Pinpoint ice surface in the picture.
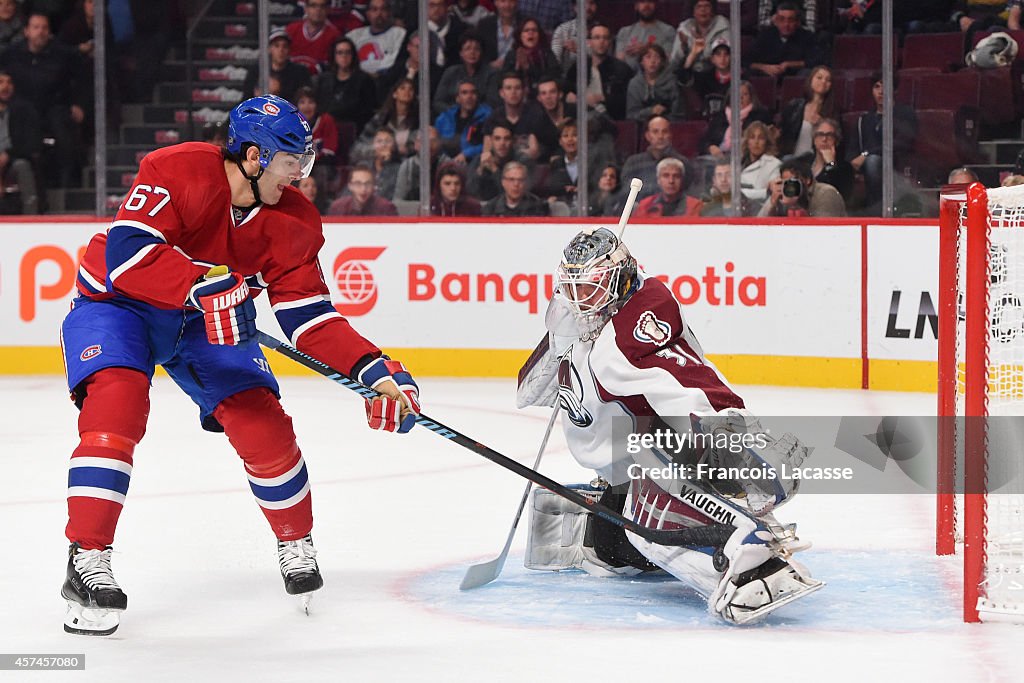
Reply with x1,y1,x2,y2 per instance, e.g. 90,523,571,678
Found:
1,377,1021,682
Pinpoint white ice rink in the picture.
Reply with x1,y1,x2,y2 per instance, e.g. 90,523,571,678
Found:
1,376,1022,682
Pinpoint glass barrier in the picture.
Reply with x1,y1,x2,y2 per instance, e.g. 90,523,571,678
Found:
71,1,1019,219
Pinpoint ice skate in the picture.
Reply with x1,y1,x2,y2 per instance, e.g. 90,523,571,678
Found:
717,557,824,625
278,534,323,615
61,543,127,636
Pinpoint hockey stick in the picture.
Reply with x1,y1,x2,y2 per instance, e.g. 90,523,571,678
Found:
617,178,643,238
256,331,734,549
459,402,559,590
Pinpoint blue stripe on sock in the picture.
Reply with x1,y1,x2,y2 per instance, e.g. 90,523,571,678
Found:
248,464,308,503
68,467,131,496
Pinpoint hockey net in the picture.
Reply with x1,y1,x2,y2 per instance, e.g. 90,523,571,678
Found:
938,183,1024,623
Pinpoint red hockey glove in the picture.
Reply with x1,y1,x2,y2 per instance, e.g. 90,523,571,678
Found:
186,266,257,345
356,356,420,433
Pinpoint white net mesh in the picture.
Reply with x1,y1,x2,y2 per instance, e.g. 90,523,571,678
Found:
953,185,1024,621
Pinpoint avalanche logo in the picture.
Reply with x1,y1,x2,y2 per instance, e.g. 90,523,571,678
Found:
633,311,671,345
262,102,280,116
80,344,102,361
557,351,593,428
333,247,386,316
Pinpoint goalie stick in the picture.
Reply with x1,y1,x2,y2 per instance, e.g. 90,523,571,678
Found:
460,400,560,590
256,331,735,549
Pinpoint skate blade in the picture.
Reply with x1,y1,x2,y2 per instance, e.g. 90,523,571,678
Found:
64,602,121,636
726,578,825,625
300,593,313,616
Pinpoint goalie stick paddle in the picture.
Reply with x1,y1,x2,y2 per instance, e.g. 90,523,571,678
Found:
459,401,560,590
256,331,735,549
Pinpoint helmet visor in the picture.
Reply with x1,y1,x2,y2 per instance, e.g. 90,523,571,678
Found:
266,150,315,179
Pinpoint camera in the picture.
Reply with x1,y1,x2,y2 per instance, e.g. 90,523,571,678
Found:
782,177,803,198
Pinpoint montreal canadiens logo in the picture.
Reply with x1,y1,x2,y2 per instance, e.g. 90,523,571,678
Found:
333,247,386,316
634,311,671,345
557,352,593,428
80,344,102,361
262,102,280,116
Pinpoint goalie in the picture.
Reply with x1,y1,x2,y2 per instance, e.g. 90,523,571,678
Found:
517,226,823,624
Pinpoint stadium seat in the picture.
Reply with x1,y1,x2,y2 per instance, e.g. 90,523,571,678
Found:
913,107,981,175
747,76,777,112
914,70,980,112
977,67,1016,126
841,111,865,150
668,121,709,158
614,120,639,158
902,32,965,71
336,121,357,166
599,3,637,35
891,67,940,106
832,34,896,71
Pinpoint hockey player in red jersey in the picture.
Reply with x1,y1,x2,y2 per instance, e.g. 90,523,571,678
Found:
59,95,420,635
517,226,823,624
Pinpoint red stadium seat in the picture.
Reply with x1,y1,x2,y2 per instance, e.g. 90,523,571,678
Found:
599,3,638,35
902,32,965,71
746,76,777,111
668,121,708,158
914,70,980,111
832,34,896,70
614,119,639,158
892,67,941,106
912,108,981,174
336,121,357,167
978,67,1016,125
841,111,865,150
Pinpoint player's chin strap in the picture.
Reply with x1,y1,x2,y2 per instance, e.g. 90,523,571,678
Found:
235,156,264,207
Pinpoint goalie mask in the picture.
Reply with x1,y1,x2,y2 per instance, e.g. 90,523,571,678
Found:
556,228,638,332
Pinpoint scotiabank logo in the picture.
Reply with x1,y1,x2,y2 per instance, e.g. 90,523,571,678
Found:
333,247,386,316
408,261,765,313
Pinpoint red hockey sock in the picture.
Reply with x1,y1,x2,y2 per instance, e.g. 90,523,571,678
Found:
215,388,313,541
66,368,150,550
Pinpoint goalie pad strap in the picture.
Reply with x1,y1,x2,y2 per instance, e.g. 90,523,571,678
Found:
591,486,660,572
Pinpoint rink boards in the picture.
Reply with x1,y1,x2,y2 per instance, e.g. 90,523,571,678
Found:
0,217,937,391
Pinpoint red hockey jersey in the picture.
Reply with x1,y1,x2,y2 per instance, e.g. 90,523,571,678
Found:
75,142,379,375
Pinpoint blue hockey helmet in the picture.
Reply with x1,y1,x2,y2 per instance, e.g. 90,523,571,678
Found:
227,94,315,178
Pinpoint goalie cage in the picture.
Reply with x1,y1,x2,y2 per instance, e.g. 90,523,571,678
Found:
938,182,1024,623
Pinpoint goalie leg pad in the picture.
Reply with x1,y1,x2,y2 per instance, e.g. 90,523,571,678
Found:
525,484,647,576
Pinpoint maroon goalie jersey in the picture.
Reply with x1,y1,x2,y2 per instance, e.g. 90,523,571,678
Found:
556,274,744,482
74,141,379,374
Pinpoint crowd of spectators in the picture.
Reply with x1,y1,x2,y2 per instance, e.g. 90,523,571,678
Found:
253,0,1021,218
0,0,182,214
6,0,1024,216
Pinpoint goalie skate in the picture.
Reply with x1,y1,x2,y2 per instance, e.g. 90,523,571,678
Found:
717,558,824,625
61,544,127,636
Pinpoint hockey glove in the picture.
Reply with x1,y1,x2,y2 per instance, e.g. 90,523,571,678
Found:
186,266,257,345
356,356,420,433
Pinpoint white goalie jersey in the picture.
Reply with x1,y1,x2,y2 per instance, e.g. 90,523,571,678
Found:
526,272,746,483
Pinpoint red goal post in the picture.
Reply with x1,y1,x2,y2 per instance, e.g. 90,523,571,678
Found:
937,182,1024,624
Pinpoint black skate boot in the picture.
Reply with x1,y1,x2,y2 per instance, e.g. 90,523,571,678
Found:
61,543,127,636
277,534,323,614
